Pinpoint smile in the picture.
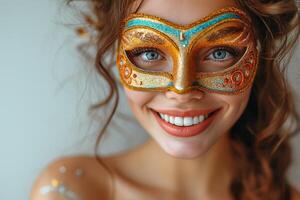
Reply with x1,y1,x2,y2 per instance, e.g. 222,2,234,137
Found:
152,108,220,137
158,113,209,127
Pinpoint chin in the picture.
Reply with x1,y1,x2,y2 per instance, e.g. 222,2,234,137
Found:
159,139,211,159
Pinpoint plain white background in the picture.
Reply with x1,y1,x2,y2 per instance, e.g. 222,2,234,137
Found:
0,1,299,199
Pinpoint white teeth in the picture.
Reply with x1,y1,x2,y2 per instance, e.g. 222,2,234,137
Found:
193,116,200,125
159,113,164,118
199,115,205,123
164,115,169,122
158,112,210,127
169,116,175,124
183,117,193,126
174,117,184,126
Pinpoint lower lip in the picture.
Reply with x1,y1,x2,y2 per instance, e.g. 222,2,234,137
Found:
152,109,219,138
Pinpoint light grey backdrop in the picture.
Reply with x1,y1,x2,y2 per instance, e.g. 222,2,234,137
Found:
0,1,299,199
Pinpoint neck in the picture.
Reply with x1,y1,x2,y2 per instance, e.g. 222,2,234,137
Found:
140,133,233,198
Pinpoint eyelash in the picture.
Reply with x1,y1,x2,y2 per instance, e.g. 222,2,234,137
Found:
127,46,240,62
127,47,163,63
205,46,239,61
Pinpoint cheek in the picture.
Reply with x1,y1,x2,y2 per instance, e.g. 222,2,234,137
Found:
230,89,251,112
123,87,156,115
217,88,251,125
123,87,158,132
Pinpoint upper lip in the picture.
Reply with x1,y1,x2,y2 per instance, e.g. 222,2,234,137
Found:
152,108,219,117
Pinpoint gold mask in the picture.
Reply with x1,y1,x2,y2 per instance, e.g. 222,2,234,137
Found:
117,7,259,95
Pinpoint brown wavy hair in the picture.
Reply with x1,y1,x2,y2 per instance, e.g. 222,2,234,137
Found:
67,0,300,199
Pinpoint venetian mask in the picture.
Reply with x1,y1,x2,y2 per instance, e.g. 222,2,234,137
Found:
116,7,259,95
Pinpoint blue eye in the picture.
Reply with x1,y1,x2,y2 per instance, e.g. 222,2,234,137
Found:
126,47,169,71
198,46,244,72
207,48,234,61
127,47,163,62
141,51,162,61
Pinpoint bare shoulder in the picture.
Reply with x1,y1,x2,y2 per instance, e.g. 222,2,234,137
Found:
292,186,300,200
30,155,112,200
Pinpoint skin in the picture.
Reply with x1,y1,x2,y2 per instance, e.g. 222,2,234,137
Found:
105,0,251,199
30,0,300,199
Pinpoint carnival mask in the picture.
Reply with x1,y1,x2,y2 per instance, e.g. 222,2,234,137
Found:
116,7,258,95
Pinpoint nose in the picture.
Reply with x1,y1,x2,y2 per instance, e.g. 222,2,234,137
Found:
173,51,194,92
165,89,205,103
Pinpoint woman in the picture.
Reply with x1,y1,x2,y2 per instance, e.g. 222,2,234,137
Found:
31,0,300,199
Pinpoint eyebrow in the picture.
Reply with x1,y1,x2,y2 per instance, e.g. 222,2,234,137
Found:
206,26,244,41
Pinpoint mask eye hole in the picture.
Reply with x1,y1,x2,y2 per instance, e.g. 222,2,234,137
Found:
208,49,233,60
194,46,246,72
125,47,172,72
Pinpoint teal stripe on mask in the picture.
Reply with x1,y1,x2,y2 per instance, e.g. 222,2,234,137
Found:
125,13,240,47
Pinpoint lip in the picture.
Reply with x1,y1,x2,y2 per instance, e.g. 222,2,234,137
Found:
151,108,220,138
154,108,215,117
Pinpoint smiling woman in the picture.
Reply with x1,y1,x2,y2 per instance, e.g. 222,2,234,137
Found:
30,0,300,200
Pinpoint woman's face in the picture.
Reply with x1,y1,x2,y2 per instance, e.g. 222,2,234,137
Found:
122,0,253,159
